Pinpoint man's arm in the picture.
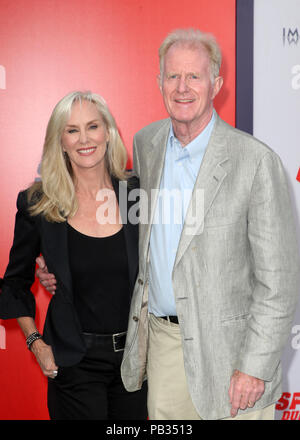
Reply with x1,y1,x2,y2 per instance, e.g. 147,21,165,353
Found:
36,256,56,293
229,151,300,416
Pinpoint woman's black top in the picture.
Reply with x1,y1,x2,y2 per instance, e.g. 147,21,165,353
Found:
67,223,131,334
0,176,139,365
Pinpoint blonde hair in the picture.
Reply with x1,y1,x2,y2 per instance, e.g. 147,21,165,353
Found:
28,91,128,222
159,28,222,83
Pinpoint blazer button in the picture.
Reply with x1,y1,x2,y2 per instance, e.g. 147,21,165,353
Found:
133,316,139,322
138,279,144,285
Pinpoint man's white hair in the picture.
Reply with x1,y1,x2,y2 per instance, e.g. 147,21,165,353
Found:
159,28,222,83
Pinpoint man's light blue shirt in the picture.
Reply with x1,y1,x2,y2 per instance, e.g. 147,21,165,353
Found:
148,112,216,316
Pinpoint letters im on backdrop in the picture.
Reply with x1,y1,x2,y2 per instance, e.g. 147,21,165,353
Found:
283,28,299,45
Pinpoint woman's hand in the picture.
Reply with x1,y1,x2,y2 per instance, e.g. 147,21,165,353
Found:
16,317,59,379
31,338,59,379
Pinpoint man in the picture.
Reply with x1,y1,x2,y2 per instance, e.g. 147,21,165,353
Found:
38,28,299,420
120,28,299,420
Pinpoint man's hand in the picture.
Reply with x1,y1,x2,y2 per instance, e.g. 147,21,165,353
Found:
36,256,56,293
228,369,265,417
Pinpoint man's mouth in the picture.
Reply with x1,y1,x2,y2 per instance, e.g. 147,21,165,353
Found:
174,98,194,103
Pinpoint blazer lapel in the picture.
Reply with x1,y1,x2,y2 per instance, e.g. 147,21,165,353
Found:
141,120,170,256
112,177,139,293
174,115,230,269
40,218,73,301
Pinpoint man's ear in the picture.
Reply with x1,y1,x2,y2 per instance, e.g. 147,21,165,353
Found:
157,74,162,93
212,76,223,100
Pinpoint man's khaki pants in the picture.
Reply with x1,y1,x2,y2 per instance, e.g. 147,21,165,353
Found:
147,314,275,420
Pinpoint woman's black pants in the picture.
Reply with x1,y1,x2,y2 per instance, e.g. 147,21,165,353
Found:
47,333,147,420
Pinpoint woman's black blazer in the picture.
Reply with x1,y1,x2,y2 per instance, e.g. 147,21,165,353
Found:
0,176,139,366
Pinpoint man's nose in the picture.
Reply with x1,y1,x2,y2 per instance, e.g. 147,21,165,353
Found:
176,75,189,93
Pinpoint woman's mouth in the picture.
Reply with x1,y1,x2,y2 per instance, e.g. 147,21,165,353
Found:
77,147,97,155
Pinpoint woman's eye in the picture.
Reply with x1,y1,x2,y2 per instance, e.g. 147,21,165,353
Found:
89,125,98,130
67,129,78,134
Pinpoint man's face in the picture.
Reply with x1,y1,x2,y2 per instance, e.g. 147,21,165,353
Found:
160,43,223,132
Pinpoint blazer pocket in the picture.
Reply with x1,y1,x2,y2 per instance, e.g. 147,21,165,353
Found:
220,312,250,326
204,217,242,229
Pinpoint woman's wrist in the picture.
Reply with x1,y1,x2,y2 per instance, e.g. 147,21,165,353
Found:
26,331,43,351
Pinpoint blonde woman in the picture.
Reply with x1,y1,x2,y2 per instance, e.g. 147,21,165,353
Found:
0,91,147,420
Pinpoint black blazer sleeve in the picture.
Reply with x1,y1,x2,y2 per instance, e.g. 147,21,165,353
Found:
0,190,41,319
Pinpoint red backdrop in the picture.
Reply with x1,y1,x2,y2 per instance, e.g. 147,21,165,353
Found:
0,0,236,419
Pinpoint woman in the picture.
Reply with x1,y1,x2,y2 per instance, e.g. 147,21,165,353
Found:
0,91,147,420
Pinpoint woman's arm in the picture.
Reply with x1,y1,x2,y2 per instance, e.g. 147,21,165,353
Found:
0,191,40,318
0,190,58,378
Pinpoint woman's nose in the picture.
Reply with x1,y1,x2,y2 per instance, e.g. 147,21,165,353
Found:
79,130,88,144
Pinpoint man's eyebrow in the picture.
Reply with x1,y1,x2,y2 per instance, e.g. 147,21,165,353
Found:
165,71,201,75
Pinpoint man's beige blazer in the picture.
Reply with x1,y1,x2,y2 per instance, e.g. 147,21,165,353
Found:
121,114,300,419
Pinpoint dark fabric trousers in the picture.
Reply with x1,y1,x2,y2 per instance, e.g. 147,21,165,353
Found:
47,334,147,420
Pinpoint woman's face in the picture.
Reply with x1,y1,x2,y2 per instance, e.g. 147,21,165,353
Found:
61,100,109,173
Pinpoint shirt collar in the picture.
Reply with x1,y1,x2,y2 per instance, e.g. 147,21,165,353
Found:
169,110,215,158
